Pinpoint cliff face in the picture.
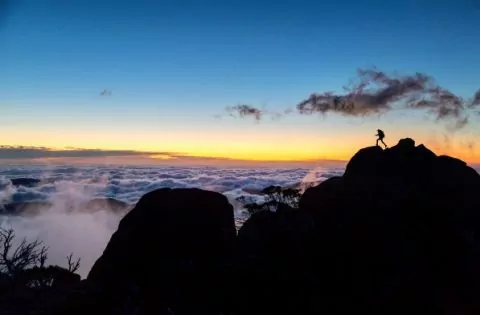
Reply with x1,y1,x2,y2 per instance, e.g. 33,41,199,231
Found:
59,139,480,315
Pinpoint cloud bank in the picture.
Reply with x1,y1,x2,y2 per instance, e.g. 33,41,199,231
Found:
0,146,174,160
0,165,343,277
0,145,342,167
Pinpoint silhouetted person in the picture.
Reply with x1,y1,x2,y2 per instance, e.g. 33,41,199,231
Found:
376,129,388,148
333,96,340,109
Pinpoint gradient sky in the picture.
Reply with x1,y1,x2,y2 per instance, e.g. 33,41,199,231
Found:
1,0,480,164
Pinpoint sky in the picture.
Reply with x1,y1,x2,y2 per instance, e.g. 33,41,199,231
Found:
1,0,480,165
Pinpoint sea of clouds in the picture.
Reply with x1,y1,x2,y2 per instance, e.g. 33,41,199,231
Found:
0,164,343,277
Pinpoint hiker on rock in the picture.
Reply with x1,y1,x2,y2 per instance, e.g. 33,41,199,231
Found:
376,129,388,148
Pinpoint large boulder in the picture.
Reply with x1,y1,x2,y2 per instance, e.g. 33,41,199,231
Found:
296,138,480,314
87,188,236,314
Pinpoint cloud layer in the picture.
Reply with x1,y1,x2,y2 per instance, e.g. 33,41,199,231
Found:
0,146,338,167
0,164,343,277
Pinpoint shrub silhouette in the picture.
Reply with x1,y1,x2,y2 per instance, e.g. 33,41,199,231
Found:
0,227,48,277
243,186,301,215
0,227,80,290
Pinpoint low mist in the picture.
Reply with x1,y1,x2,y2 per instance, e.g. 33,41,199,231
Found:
0,176,124,278
0,209,120,278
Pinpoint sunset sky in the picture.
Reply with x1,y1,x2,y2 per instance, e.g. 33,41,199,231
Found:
1,0,479,165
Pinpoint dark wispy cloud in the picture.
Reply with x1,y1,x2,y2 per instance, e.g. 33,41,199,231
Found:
297,70,430,117
0,146,175,159
226,104,263,121
226,68,479,130
297,69,477,129
225,105,293,121
100,89,112,96
465,140,476,154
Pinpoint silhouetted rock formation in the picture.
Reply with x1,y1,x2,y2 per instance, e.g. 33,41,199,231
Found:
50,139,480,314
86,188,236,314
299,138,480,314
235,205,316,315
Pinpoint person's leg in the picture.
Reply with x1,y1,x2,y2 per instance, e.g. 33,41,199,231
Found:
382,139,387,148
376,139,379,146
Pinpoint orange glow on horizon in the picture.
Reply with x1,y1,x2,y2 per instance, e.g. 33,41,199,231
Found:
1,128,479,165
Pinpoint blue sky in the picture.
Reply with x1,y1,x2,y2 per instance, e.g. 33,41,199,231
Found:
1,0,479,162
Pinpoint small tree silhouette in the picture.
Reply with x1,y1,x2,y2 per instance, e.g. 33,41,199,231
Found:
243,186,302,216
0,228,48,276
0,228,81,289
66,253,80,273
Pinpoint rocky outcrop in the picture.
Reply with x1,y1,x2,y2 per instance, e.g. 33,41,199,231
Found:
86,188,236,314
295,138,480,314
235,206,316,315
53,139,480,315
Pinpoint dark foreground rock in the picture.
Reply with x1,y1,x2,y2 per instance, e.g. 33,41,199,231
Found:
235,138,480,315
298,138,480,314
22,138,480,315
80,188,236,314
235,205,316,315
0,266,81,315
